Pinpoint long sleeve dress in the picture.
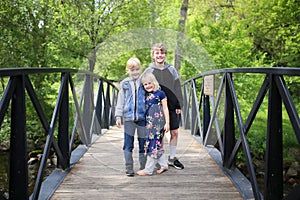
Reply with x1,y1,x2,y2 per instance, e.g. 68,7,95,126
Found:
144,90,167,159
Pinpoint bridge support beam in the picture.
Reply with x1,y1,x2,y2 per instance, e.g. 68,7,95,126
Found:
58,73,70,169
203,95,210,141
10,75,28,199
264,74,283,200
223,72,235,168
103,83,111,129
95,80,103,129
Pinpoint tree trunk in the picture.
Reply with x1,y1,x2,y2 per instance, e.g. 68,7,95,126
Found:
89,48,96,72
174,0,188,72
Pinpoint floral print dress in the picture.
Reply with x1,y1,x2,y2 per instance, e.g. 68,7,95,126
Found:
144,90,166,159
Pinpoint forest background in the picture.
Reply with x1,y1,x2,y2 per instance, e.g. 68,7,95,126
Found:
0,0,300,193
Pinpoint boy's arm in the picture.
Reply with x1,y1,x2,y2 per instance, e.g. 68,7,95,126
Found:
167,65,183,110
115,87,124,127
174,78,184,109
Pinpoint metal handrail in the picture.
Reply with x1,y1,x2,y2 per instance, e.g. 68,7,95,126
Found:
0,68,118,200
181,67,300,200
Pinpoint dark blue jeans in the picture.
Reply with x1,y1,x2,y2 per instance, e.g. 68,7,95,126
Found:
123,120,146,170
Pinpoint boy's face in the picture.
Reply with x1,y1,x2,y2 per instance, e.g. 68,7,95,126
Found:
128,67,141,80
152,49,166,65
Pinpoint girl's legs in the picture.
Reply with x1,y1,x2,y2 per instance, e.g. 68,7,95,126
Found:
137,155,156,176
157,153,168,174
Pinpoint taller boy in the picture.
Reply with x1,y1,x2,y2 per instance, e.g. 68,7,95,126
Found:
143,43,184,170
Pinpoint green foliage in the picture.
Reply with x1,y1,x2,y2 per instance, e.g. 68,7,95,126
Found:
0,73,63,149
242,0,300,67
187,0,267,69
0,117,10,144
95,49,151,81
0,0,299,172
225,70,300,171
26,119,47,149
180,60,197,81
185,0,300,171
0,0,68,68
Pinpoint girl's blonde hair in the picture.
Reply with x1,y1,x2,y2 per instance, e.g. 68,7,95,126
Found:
126,57,141,70
141,72,160,91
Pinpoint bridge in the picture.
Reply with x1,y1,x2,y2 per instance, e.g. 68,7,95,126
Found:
0,67,300,200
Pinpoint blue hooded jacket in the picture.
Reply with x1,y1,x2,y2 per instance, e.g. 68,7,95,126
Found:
115,77,145,121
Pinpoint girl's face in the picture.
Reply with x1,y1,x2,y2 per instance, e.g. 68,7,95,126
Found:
143,81,155,92
152,49,166,65
128,67,141,80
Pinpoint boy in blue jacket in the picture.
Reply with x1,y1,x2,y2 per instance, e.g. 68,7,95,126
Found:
115,57,147,176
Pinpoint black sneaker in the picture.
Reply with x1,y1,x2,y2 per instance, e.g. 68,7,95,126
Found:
126,169,134,177
168,156,184,170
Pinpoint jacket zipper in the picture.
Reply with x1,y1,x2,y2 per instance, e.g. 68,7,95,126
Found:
134,80,137,121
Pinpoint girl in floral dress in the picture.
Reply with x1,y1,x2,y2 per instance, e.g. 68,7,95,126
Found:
137,72,170,176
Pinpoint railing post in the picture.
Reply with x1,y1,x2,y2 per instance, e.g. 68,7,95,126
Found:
58,73,70,169
95,79,103,129
264,74,283,200
9,75,28,199
191,80,199,135
223,72,235,168
181,84,189,129
110,87,117,126
103,83,111,129
202,94,210,140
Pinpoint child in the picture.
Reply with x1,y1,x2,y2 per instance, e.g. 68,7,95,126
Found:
115,57,147,177
137,72,169,176
143,43,184,170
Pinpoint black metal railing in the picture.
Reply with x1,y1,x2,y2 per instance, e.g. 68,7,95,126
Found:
0,68,117,200
181,67,300,200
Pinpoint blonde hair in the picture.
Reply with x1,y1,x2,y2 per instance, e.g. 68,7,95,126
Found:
141,72,160,91
126,57,141,70
151,43,167,55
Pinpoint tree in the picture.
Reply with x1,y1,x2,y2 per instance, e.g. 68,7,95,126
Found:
245,0,300,67
186,0,266,70
174,0,189,72
0,0,52,68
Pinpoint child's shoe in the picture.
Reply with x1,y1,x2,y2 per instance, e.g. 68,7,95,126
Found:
168,156,184,169
126,169,134,177
126,165,134,177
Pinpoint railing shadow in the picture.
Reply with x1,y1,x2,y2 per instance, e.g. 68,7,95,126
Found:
0,68,117,200
181,67,300,200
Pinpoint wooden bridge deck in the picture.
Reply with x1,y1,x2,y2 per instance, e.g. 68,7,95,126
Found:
50,126,243,200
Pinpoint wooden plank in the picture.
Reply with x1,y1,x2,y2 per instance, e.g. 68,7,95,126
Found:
51,127,242,200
